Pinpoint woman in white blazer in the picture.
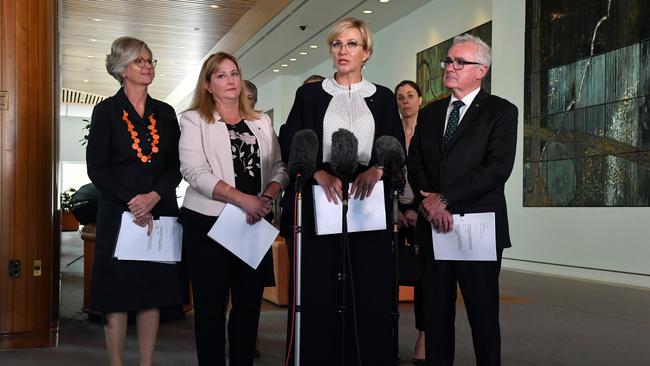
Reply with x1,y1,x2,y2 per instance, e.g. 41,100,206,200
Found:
178,52,288,366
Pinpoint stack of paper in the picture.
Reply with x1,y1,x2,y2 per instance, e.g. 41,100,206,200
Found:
432,212,497,261
114,212,183,263
313,181,387,235
207,204,279,269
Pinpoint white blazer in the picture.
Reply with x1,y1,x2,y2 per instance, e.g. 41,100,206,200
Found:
178,109,289,217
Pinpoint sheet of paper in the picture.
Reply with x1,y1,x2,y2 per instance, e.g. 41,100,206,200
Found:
207,203,279,269
114,212,183,263
432,212,497,261
313,180,387,235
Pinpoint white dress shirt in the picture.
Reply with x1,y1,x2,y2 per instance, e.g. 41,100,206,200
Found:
443,86,481,133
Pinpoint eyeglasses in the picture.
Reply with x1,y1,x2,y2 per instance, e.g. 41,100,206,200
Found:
440,58,482,70
133,58,158,68
330,40,365,51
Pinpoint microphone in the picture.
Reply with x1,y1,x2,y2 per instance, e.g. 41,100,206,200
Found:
288,129,319,190
288,129,318,178
374,135,405,183
330,128,358,181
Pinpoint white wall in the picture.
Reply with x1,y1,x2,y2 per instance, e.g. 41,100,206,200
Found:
60,115,88,163
256,75,301,133
256,0,650,288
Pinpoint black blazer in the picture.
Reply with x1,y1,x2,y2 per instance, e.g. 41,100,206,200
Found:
407,89,518,249
87,88,182,216
278,80,405,210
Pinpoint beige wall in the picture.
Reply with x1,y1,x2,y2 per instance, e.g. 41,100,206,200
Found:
257,0,650,288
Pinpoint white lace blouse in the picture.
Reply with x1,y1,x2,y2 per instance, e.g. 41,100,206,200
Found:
321,77,376,165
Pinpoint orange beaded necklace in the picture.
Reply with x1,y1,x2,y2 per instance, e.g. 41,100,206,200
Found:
122,110,159,163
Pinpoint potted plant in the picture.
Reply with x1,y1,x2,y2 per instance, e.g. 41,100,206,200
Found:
60,188,80,231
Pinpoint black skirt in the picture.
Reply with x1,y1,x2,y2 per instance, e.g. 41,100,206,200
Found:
90,199,188,313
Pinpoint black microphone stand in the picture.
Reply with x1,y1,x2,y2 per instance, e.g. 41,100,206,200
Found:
337,178,350,366
293,173,305,366
391,172,405,366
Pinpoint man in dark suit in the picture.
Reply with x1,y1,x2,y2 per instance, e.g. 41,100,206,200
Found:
407,34,518,366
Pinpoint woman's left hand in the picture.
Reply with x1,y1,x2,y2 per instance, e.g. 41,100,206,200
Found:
133,213,154,235
349,166,383,200
128,191,161,220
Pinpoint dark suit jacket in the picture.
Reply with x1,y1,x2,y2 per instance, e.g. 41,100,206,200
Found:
278,80,405,220
407,89,517,249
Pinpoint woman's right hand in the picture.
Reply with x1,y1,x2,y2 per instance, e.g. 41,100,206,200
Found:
314,170,343,204
239,194,272,225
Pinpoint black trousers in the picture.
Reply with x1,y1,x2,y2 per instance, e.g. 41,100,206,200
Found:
181,208,266,366
423,248,503,366
398,220,425,332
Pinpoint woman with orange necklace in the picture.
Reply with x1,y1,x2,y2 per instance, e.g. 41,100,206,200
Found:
86,36,187,366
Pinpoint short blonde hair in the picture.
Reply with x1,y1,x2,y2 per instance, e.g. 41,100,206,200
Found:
326,18,373,59
106,37,152,85
188,52,259,123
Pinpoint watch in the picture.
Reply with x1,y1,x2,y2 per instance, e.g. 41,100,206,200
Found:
439,194,449,206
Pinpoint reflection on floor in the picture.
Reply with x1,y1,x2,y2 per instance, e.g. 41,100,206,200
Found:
0,231,649,365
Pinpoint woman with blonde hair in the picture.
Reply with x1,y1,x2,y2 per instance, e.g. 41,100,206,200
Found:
279,18,404,365
178,52,288,366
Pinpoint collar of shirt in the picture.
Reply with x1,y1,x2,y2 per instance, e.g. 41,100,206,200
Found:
322,76,376,97
444,86,481,131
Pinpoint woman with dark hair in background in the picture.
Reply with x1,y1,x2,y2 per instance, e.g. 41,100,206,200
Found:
178,52,288,366
279,18,405,366
86,36,187,366
395,79,426,364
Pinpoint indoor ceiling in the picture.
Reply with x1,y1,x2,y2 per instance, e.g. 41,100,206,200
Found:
60,0,432,107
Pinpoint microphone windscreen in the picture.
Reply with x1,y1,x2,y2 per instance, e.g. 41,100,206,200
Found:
374,135,404,177
288,129,319,178
330,128,358,179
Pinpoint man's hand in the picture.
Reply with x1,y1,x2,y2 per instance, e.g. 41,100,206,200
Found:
419,190,447,222
431,210,454,233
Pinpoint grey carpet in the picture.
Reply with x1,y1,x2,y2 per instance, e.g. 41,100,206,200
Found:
0,232,648,365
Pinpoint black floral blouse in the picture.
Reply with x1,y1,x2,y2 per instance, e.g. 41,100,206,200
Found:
227,120,261,195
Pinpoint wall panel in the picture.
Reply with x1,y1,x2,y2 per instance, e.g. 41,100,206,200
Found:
0,0,57,349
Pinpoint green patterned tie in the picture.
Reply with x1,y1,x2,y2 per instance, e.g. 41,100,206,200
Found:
443,100,465,147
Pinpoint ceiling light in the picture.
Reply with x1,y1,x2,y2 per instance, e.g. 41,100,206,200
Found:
289,58,297,61
310,45,318,49
89,38,97,42
87,55,94,58
299,52,307,55
210,4,219,8
83,80,89,83
159,74,166,77
273,69,280,73
91,18,103,21
363,10,373,14
281,64,288,67
380,0,390,3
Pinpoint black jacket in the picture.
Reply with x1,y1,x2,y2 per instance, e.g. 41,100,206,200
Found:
407,89,518,249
